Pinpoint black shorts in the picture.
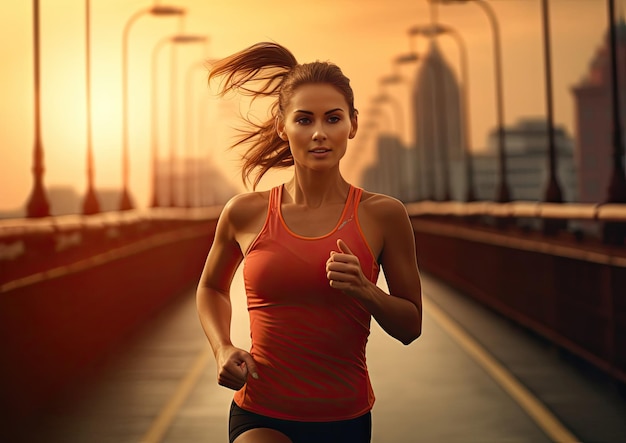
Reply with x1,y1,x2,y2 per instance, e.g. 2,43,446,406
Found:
228,400,372,443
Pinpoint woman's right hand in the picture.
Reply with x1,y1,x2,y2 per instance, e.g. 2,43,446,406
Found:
215,345,259,390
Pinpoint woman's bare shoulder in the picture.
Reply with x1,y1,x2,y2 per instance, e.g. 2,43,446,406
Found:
359,190,408,218
222,190,269,221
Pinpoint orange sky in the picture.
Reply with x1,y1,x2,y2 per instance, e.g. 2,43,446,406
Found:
0,0,611,211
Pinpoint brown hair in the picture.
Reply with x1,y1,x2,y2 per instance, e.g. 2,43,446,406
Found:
208,42,356,189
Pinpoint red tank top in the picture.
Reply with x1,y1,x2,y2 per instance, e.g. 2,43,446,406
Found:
234,184,380,421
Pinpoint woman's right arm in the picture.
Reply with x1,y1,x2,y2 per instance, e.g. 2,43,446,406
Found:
196,198,259,390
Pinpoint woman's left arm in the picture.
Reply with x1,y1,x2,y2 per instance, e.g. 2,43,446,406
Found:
326,196,422,345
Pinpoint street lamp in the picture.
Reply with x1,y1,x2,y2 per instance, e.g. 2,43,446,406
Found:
150,34,207,209
539,0,568,236
410,23,476,202
26,0,50,218
82,0,100,215
603,0,626,244
606,0,626,204
167,35,208,208
119,4,185,211
194,58,217,206
431,0,511,202
184,58,210,208
150,36,170,208
540,0,563,206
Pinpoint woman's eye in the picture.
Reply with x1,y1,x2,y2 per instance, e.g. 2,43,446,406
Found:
328,116,340,123
296,117,311,125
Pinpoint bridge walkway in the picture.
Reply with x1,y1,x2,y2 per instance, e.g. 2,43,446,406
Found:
18,269,626,442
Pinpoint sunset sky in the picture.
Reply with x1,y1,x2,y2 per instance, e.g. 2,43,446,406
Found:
0,0,614,211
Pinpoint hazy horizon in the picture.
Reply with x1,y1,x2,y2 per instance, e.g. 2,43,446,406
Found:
0,0,614,212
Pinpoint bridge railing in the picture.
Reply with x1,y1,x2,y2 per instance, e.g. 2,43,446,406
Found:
0,207,222,291
0,207,222,430
406,200,626,222
406,200,626,389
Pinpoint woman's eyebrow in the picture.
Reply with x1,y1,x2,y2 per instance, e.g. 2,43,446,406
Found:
293,108,345,115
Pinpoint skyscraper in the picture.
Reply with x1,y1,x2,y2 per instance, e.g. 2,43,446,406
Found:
571,17,626,204
412,40,464,201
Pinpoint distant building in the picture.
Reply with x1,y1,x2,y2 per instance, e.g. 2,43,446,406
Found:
367,31,592,205
362,38,470,202
412,39,464,201
472,117,577,202
360,134,407,199
571,17,626,203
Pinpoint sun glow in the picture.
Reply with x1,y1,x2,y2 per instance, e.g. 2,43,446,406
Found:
0,0,609,212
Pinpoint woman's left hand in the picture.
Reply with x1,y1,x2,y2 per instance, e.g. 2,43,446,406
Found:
326,239,368,299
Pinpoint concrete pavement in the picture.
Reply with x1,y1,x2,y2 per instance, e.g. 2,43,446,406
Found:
18,269,626,442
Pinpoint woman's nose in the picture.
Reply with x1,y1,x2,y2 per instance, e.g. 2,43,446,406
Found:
312,126,327,141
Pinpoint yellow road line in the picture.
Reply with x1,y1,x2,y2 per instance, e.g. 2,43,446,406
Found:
140,347,212,443
424,296,579,443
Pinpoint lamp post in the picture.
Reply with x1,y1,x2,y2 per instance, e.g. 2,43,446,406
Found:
410,24,476,202
167,35,208,208
119,4,184,211
82,0,100,215
196,60,215,206
540,0,563,205
539,0,568,236
150,36,170,208
604,0,626,244
26,0,50,218
606,0,626,204
184,57,210,208
432,0,511,202
150,34,207,209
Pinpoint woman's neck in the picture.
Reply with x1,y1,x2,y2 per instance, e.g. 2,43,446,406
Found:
284,169,349,208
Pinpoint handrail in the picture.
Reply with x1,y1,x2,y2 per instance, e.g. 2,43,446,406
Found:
0,206,224,239
0,206,224,265
404,200,626,221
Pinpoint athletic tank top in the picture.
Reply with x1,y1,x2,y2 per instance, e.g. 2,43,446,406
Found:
234,184,380,421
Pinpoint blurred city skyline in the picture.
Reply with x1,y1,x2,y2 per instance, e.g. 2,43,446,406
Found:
0,0,615,213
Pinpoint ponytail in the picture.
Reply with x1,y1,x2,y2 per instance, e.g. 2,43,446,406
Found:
209,42,297,99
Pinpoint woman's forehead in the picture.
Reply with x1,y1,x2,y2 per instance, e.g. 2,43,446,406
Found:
286,84,349,111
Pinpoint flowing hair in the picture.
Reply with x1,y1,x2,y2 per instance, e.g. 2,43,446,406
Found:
207,42,356,189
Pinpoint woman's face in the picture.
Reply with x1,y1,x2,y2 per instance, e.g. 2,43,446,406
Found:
277,83,357,171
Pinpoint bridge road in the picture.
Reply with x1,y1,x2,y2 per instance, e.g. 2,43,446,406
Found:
19,267,626,443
